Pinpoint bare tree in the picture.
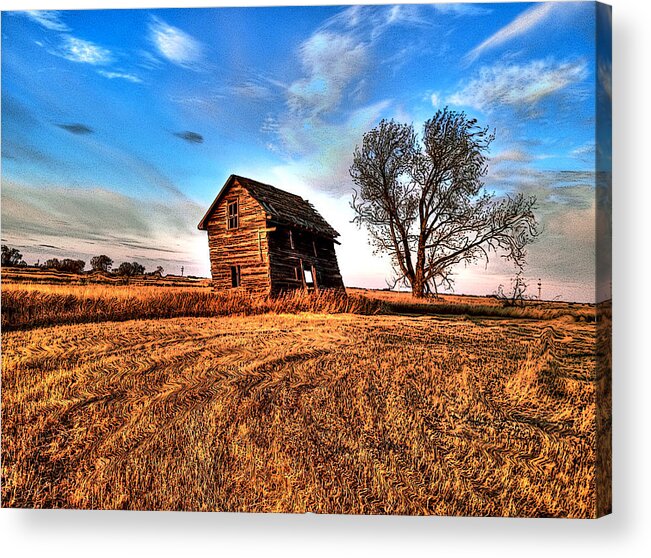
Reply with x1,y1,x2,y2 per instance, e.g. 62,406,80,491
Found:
350,108,539,297
495,270,529,308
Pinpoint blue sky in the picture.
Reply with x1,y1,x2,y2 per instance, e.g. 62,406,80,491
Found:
1,2,611,301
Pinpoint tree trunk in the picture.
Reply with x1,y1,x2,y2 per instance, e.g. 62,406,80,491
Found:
412,272,426,298
412,240,426,298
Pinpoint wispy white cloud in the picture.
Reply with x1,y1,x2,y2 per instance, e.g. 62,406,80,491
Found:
432,4,492,17
430,92,440,108
295,4,440,114
490,149,533,164
448,59,588,113
570,142,595,161
260,114,280,135
22,10,70,32
168,95,215,110
287,31,368,117
148,16,204,69
137,50,164,70
54,35,113,65
464,3,555,64
266,4,436,193
97,70,143,84
229,81,273,100
275,100,391,193
320,4,433,43
384,4,433,29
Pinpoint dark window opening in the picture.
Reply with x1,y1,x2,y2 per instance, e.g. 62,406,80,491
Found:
231,265,241,287
227,200,239,229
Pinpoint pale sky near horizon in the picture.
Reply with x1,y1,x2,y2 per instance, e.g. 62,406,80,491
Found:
1,2,611,302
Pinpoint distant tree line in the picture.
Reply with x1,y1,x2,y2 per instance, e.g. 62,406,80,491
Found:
44,258,86,273
1,245,163,276
90,255,112,272
116,261,145,276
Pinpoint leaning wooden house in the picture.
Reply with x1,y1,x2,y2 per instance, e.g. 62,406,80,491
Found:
198,175,344,295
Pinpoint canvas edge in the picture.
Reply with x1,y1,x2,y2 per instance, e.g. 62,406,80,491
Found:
595,0,613,519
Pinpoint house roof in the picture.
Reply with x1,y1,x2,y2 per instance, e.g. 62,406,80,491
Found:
197,175,340,238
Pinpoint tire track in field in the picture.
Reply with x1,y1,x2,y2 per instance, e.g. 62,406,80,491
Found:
438,319,594,509
4,317,355,488
395,317,595,512
2,314,597,514
1,317,341,504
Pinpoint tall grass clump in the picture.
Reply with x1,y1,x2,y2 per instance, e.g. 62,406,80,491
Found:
383,300,596,322
1,286,383,331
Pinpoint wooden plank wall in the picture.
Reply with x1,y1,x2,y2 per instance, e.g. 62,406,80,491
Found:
268,225,344,293
205,182,271,295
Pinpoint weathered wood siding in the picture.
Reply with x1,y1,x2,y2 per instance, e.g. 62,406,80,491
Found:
205,181,271,295
268,225,344,293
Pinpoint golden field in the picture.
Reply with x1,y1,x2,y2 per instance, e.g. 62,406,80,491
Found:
1,281,609,516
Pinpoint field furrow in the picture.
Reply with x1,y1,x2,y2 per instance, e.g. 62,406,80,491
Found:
2,312,598,516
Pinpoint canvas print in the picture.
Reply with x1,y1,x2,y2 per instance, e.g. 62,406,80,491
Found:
1,2,611,517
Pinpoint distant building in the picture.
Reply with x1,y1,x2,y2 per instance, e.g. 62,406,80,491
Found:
198,175,344,295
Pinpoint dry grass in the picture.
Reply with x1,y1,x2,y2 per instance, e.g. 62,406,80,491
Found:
1,284,381,331
2,307,600,516
349,287,597,322
2,282,595,332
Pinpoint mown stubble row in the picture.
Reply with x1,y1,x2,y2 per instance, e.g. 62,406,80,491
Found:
2,313,598,516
